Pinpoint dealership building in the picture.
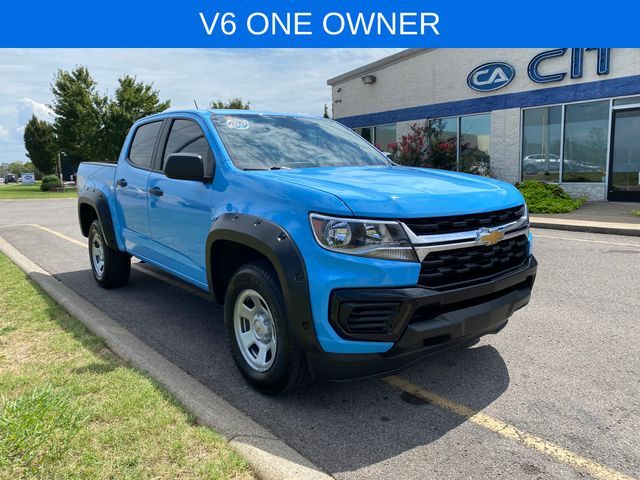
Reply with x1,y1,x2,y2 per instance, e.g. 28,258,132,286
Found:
328,48,640,201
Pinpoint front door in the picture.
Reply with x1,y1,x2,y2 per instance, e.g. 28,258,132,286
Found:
147,117,215,288
608,107,640,201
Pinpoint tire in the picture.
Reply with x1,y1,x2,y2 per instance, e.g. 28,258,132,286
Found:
225,261,309,395
523,164,538,175
88,220,131,288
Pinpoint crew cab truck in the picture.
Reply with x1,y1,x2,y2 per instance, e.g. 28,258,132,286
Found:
77,110,537,394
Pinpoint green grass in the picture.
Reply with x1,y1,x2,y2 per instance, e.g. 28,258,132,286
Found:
516,180,585,214
0,182,77,199
0,253,254,480
631,210,640,217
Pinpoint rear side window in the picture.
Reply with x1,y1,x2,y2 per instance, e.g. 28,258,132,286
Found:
163,119,213,169
129,121,162,169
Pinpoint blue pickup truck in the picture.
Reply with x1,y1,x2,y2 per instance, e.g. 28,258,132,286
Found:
77,109,537,394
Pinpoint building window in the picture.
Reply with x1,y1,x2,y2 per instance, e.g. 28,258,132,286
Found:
374,124,397,152
354,127,372,143
428,117,458,170
522,106,562,182
354,124,397,152
460,114,491,174
614,96,640,107
428,114,491,173
562,101,609,183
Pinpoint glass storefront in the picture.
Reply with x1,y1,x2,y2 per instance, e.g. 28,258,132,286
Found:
522,100,609,184
522,106,562,182
460,114,491,174
354,124,396,152
562,101,608,183
374,124,397,152
429,114,491,173
353,126,372,143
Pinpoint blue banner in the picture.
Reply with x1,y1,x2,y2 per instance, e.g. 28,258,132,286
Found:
1,0,639,47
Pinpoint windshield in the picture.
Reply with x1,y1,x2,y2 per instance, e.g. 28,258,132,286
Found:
211,114,390,170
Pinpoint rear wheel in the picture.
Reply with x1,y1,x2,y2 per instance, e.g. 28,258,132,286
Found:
225,261,309,395
88,220,131,288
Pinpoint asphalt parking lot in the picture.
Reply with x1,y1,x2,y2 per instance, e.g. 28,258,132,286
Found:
1,198,639,480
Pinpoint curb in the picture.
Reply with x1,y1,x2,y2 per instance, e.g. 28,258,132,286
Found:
0,235,333,480
530,218,640,237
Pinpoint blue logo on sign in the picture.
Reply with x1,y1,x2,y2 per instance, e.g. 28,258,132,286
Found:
467,62,515,92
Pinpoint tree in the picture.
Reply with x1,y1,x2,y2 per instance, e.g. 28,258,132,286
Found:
23,115,57,175
51,66,105,162
323,104,330,119
101,76,170,162
210,98,251,110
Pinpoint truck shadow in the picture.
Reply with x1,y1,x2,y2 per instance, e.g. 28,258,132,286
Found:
50,266,510,475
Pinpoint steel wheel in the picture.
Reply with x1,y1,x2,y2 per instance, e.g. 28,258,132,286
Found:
90,233,105,278
233,289,277,372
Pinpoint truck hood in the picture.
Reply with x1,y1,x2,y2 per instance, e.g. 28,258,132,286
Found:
256,165,524,218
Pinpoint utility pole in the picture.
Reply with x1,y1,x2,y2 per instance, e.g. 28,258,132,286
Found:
57,151,64,191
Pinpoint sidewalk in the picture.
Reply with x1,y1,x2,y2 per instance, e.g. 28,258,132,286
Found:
530,201,640,237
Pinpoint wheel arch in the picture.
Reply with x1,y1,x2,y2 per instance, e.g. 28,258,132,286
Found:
206,213,322,353
78,189,118,250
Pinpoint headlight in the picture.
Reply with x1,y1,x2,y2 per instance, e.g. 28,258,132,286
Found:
310,214,418,262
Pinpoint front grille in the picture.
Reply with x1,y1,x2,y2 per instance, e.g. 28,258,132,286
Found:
404,205,525,236
419,235,529,289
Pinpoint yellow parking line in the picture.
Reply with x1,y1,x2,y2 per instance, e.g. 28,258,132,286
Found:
1,223,209,299
31,224,87,248
4,222,636,479
383,376,635,480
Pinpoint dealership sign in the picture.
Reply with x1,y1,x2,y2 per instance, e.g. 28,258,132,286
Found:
467,62,515,92
21,173,35,185
468,48,611,92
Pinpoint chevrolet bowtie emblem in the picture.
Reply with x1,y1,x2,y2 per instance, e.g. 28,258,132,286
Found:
477,228,505,246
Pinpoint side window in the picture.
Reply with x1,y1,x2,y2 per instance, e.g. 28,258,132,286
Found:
163,119,213,169
128,121,162,169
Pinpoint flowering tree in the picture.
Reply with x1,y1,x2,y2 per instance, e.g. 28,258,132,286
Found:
388,120,493,177
389,120,456,169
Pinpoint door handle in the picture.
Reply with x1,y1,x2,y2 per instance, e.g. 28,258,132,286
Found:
116,178,127,188
148,186,164,197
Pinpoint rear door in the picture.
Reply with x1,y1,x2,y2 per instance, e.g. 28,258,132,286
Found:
114,120,163,257
146,117,215,288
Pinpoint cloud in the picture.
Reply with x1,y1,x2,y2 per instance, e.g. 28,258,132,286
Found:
16,98,55,125
0,48,402,163
0,125,9,139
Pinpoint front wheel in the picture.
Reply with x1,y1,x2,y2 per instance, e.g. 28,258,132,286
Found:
225,261,309,395
88,220,131,288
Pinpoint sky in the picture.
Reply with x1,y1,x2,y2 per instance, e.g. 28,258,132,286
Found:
0,48,401,164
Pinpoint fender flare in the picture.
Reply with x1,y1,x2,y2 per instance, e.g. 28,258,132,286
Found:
206,213,322,353
78,189,118,250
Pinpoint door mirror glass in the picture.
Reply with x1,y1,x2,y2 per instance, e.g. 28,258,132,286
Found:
164,153,205,181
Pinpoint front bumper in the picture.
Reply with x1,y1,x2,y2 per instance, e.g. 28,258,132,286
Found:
307,255,537,381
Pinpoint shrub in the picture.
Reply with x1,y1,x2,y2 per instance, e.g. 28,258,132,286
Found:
40,175,62,192
516,180,585,214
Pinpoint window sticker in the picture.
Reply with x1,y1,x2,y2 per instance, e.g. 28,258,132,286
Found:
225,117,250,130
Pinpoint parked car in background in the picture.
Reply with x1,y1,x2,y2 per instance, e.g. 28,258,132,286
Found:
77,110,537,394
3,174,17,184
522,154,560,175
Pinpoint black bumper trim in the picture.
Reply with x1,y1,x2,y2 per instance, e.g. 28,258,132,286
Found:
311,255,537,381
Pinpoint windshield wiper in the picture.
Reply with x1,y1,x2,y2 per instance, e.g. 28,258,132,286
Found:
243,166,291,171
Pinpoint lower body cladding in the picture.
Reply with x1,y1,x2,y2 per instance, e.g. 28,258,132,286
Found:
307,256,537,381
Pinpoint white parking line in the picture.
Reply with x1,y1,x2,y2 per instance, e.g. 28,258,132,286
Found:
534,233,640,248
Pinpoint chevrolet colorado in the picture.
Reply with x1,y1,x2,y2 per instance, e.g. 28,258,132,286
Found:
77,110,537,394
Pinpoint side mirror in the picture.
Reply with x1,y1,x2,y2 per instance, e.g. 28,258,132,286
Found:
164,153,206,181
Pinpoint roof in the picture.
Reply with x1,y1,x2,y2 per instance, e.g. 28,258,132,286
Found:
327,48,434,86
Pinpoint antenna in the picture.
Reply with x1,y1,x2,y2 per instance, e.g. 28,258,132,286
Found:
193,99,199,109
